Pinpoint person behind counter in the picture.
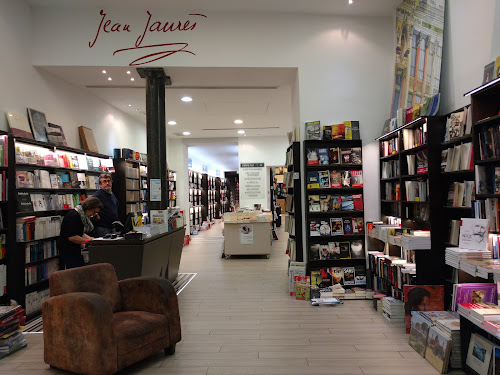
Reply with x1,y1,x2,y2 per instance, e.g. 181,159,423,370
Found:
92,173,119,237
58,197,103,269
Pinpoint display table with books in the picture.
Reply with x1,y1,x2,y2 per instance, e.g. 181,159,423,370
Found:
87,226,185,282
223,211,272,257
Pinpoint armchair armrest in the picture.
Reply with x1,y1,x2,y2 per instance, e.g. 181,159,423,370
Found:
119,276,181,344
43,292,117,375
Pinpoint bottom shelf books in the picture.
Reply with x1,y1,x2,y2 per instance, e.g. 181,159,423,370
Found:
311,266,366,288
0,305,27,360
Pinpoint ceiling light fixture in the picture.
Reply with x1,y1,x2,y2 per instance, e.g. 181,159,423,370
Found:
238,130,245,134
135,109,139,112
128,104,132,107
102,70,107,74
349,0,353,3
108,77,112,81
126,71,131,74
181,96,193,102
168,121,177,125
183,131,191,136
234,119,243,124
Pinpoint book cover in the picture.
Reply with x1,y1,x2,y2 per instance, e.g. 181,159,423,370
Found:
79,126,99,152
466,333,493,375
404,285,445,334
425,326,451,374
313,269,333,288
317,148,329,165
322,126,332,140
319,220,331,236
483,61,495,84
351,147,362,164
350,240,364,258
16,171,33,188
329,267,343,284
453,283,497,311
354,266,366,285
308,195,320,212
342,171,351,187
331,195,342,211
495,56,500,79
17,192,33,212
459,218,489,250
342,217,353,235
318,170,330,188
448,112,464,139
340,148,352,164
327,242,341,260
351,170,363,187
329,170,342,188
341,195,354,211
319,195,330,212
343,267,355,285
310,220,321,236
331,124,345,139
294,276,311,300
350,121,360,140
318,244,330,260
352,194,364,210
69,171,79,188
59,173,70,188
343,121,352,140
5,111,34,139
306,171,320,189
305,121,321,140
405,107,413,124
329,148,340,164
338,242,351,259
330,218,343,235
416,151,428,174
49,174,58,189
46,123,68,146
306,149,319,165
352,217,364,234
27,108,49,143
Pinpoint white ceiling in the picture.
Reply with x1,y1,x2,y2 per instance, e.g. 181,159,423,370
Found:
26,0,401,17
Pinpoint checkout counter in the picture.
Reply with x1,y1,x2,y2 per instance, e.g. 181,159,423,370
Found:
87,226,185,282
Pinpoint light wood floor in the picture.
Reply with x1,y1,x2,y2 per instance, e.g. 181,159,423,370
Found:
0,222,466,374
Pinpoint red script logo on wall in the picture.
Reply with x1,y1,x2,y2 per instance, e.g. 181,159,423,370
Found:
89,10,207,66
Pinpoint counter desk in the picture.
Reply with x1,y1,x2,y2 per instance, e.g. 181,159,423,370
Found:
87,226,185,282
223,220,272,257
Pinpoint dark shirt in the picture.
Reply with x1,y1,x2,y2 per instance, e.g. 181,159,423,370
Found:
92,189,119,229
58,210,84,257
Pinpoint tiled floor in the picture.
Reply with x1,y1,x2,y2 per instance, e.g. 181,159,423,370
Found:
0,222,466,374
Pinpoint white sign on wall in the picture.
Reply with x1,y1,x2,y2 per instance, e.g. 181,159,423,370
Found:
240,163,265,200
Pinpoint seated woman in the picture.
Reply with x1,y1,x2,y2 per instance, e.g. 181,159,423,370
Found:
58,197,103,269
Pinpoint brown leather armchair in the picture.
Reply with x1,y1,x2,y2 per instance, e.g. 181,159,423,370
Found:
42,263,181,375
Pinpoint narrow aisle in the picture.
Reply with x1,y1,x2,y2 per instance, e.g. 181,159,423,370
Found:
166,221,453,375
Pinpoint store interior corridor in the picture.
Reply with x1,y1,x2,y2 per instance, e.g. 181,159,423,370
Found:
5,220,465,375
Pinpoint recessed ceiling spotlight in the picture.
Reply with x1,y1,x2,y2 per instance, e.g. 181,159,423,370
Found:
135,109,139,112
130,78,135,81
168,121,177,125
349,0,353,4
183,131,191,136
234,119,243,124
108,77,112,81
237,130,245,134
181,96,193,102
126,71,131,74
102,70,107,74
128,104,132,107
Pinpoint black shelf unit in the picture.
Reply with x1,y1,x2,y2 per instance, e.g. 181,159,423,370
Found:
304,139,365,285
284,142,303,263
201,174,216,223
113,158,148,223
8,136,113,315
188,170,203,230
168,169,176,208
376,116,446,291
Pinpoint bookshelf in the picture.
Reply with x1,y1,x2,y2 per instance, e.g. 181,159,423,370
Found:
9,136,113,317
201,174,216,223
112,158,148,223
284,142,303,263
374,116,447,294
168,170,177,208
0,131,10,307
304,139,365,286
188,170,203,231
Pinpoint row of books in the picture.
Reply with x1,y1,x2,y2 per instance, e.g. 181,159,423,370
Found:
308,194,363,212
18,192,87,212
15,215,62,242
285,215,295,236
381,137,399,157
478,123,500,160
368,251,416,290
0,305,27,359
307,170,363,189
305,120,360,141
402,125,427,150
0,135,8,167
306,147,362,165
124,162,140,178
311,266,366,287
384,182,400,200
443,106,472,142
25,258,59,286
406,151,428,175
15,144,113,172
475,165,500,195
0,171,6,201
441,142,473,172
16,170,100,190
310,217,364,237
382,296,404,322
446,180,475,207
309,239,364,260
126,202,147,215
405,180,428,201
113,148,147,163
25,239,58,263
476,198,500,232
285,147,294,166
381,159,400,179
25,288,50,316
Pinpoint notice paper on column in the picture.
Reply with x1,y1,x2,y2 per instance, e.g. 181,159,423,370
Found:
459,218,489,250
239,224,254,244
150,179,161,201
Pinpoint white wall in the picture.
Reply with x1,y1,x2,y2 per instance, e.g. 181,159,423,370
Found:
440,0,500,113
0,1,147,155
238,136,289,210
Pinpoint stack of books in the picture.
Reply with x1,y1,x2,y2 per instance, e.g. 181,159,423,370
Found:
320,284,345,299
382,297,405,323
0,305,27,359
343,289,356,300
435,319,462,369
457,301,499,323
311,298,342,306
445,247,492,269
402,231,431,250
351,287,366,299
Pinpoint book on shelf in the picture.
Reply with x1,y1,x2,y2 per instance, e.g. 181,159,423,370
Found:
340,148,351,164
329,148,340,164
331,124,345,139
322,126,332,140
330,218,343,235
425,326,452,374
459,218,489,250
306,171,319,188
317,148,329,164
306,149,319,165
342,171,350,187
407,154,416,175
329,170,342,188
6,111,34,139
318,170,330,188
409,310,431,357
341,195,354,210
319,195,330,212
305,121,321,140
351,170,363,187
452,283,497,312
308,195,320,212
27,108,49,143
416,151,428,174
342,217,353,235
